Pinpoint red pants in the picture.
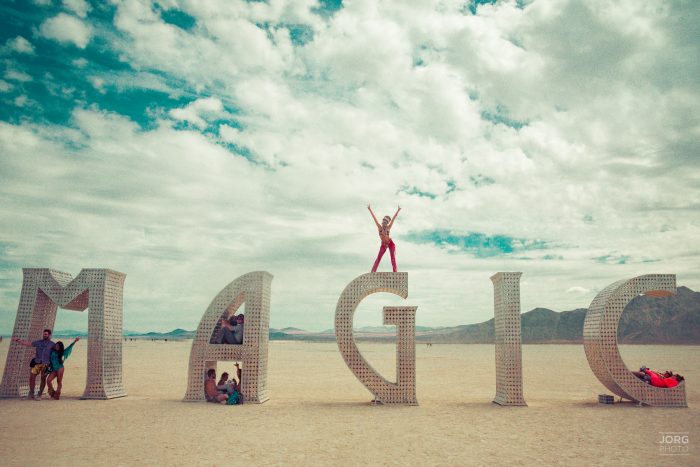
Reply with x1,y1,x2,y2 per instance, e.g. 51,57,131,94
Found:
371,240,397,272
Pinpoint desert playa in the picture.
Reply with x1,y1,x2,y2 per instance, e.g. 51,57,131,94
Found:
0,340,697,466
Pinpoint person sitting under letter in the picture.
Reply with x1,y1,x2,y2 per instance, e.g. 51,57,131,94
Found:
205,369,228,404
216,364,242,396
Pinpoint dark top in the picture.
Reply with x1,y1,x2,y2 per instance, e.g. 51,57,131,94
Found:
32,339,55,364
50,341,76,371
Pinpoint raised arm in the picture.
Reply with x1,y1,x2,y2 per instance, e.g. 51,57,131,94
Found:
367,204,380,228
219,318,233,330
11,337,33,347
64,337,80,359
387,205,401,230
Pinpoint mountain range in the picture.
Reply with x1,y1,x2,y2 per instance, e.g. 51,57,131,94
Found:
53,286,700,344
416,286,700,344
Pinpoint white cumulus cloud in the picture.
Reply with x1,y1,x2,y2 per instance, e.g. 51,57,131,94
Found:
1,0,699,333
63,0,90,18
5,36,35,54
168,97,226,128
4,70,32,82
40,13,92,48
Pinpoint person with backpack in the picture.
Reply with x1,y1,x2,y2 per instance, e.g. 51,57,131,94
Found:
11,329,54,400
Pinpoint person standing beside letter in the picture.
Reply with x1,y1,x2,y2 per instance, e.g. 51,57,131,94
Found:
11,329,55,400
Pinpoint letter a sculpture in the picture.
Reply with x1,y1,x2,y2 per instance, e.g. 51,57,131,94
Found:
0,268,127,399
184,271,272,403
584,274,687,407
335,272,417,405
491,272,527,406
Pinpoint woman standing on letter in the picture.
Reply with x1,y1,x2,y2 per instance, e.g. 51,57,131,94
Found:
368,204,401,272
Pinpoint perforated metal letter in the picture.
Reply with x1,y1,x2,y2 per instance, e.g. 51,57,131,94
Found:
335,272,417,405
583,274,686,407
184,271,272,403
0,268,126,399
491,272,527,406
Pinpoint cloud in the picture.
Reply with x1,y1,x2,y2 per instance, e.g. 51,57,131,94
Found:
89,76,106,93
4,36,35,54
13,95,28,107
39,13,92,48
566,286,590,295
168,97,226,128
0,0,699,333
404,230,552,257
4,70,32,82
63,0,90,18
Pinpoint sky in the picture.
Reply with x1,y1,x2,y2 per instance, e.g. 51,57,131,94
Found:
0,0,698,334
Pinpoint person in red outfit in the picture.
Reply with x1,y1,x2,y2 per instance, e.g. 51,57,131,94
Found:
632,367,684,388
368,204,401,273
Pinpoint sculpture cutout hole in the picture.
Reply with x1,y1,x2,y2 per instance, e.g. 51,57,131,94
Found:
209,294,246,345
48,309,89,398
618,291,676,345
353,294,401,380
618,288,687,387
52,303,89,334
214,361,243,399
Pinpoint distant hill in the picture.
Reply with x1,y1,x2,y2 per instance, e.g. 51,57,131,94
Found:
123,328,195,340
416,286,700,344
265,286,700,344
351,325,442,333
617,286,700,344
52,329,88,338
52,287,699,344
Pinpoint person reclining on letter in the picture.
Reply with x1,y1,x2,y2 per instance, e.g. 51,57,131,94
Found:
632,367,684,388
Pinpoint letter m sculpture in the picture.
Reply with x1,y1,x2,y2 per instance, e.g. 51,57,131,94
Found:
0,268,127,399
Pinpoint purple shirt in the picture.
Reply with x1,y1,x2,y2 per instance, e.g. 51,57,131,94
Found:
32,339,55,364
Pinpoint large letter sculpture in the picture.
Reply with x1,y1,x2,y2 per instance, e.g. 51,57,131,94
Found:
0,268,127,399
184,271,272,403
335,272,417,405
491,272,527,406
583,274,687,407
